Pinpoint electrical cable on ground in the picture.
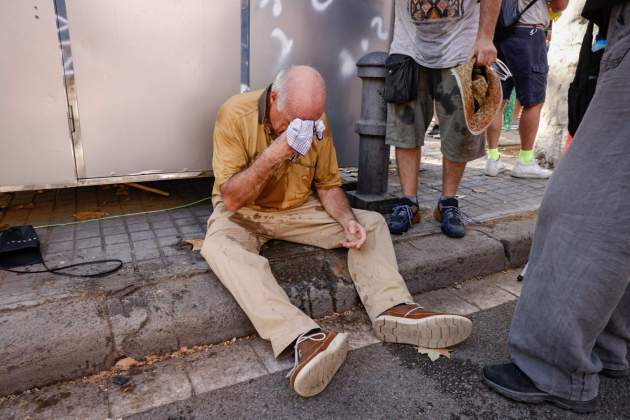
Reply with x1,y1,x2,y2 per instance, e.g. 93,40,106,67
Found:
33,197,212,229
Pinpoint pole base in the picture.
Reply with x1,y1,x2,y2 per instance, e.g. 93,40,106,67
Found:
345,190,407,214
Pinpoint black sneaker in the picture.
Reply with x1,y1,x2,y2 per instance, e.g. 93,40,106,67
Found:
387,198,420,235
433,197,465,238
483,363,599,414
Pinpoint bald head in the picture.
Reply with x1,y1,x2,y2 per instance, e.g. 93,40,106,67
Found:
271,66,326,121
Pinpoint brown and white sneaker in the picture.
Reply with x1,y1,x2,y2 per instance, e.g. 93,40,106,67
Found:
287,330,349,398
373,303,472,348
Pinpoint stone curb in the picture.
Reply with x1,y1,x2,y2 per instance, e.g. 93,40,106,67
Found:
0,215,535,396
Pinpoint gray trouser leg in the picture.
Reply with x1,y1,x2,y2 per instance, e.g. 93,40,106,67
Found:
508,5,630,402
594,289,630,371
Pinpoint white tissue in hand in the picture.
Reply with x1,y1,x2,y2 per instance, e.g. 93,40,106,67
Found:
315,119,326,140
286,118,315,156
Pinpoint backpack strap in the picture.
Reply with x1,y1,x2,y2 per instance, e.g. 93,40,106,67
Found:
514,0,543,26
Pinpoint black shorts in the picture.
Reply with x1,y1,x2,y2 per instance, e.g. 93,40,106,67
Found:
498,27,549,106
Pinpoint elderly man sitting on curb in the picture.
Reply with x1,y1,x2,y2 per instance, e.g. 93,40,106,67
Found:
202,65,472,398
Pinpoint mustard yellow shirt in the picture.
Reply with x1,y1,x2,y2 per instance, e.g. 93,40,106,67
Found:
211,87,342,212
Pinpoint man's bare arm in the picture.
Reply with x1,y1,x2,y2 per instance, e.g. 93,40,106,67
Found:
220,134,294,212
318,187,357,226
471,0,501,66
317,186,367,249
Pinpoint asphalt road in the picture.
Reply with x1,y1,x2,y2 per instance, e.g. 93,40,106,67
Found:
130,303,630,420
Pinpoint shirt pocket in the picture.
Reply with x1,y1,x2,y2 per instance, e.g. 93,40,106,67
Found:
290,160,316,199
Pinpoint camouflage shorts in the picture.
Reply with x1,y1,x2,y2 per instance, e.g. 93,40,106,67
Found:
385,65,486,163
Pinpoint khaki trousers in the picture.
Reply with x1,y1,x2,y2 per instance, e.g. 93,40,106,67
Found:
201,196,414,357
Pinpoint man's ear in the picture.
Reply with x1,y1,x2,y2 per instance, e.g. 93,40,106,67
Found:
269,90,278,104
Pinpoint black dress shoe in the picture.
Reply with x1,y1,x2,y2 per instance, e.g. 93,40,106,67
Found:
483,363,598,414
601,367,630,378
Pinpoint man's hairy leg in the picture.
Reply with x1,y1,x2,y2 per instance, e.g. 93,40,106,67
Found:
395,147,421,198
442,158,466,198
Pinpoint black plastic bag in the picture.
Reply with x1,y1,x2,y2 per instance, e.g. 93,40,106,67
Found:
0,225,43,268
568,22,605,137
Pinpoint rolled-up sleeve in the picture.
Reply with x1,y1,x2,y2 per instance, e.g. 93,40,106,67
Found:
212,105,247,190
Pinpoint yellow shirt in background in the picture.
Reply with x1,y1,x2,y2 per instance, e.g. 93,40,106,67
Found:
211,87,342,212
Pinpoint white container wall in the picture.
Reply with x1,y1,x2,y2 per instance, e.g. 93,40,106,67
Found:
0,0,394,191
65,0,241,179
0,1,77,189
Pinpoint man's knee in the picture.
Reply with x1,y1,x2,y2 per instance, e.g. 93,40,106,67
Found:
200,233,221,262
357,210,387,231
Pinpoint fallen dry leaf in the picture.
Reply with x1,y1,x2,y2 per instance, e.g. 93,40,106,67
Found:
472,188,487,193
114,357,138,371
417,346,451,362
73,211,109,221
183,239,204,252
16,203,35,210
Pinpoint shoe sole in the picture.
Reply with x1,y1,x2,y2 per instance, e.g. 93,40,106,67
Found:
601,369,630,379
510,172,551,179
292,333,349,398
373,314,472,348
485,167,507,177
482,375,598,414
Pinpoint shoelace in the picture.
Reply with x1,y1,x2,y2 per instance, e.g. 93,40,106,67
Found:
391,204,416,225
402,302,425,318
286,331,327,378
441,205,479,226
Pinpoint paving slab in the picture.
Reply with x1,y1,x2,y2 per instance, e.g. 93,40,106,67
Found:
0,382,108,420
108,360,192,419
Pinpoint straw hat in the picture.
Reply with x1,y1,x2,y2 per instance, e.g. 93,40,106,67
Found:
451,57,503,135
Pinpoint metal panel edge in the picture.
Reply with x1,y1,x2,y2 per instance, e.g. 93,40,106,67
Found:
53,0,86,178
0,171,212,193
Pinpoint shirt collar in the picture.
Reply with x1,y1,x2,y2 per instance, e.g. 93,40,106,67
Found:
258,84,272,125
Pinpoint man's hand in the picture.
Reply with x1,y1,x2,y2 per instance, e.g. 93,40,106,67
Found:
317,187,367,250
340,219,367,250
471,37,497,67
473,0,501,67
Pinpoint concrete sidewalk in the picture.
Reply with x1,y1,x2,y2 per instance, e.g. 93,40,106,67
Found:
0,270,527,419
3,271,627,419
0,137,546,396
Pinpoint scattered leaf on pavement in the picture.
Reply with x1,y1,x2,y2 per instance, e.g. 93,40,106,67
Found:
183,239,204,252
73,211,109,221
472,188,487,193
114,357,138,371
417,346,451,362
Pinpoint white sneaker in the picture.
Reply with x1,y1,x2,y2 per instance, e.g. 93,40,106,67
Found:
510,160,552,179
485,157,507,177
